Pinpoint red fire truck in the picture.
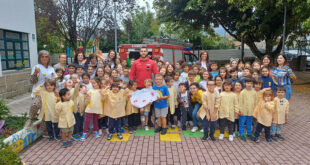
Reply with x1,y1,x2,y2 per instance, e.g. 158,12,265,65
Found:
118,39,198,66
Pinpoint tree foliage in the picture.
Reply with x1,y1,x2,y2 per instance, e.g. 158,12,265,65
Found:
154,0,310,59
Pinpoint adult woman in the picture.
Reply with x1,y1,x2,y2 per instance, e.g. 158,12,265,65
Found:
262,55,273,70
74,52,87,70
272,54,296,100
195,50,210,71
95,67,105,79
53,53,67,73
88,54,99,69
25,50,57,128
103,50,117,69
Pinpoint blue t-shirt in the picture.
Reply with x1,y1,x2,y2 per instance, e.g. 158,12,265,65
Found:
211,71,219,80
153,84,170,109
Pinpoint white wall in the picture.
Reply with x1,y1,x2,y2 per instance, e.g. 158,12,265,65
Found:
0,0,37,72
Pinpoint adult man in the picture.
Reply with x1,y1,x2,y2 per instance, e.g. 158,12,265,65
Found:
129,46,158,88
129,46,159,127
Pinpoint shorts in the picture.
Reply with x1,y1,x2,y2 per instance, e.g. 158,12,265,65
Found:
155,108,168,118
61,126,74,133
143,105,151,112
144,112,149,116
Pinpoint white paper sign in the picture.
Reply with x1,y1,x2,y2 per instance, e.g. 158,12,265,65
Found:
130,88,159,108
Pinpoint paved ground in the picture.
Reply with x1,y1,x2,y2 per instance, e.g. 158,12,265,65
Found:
6,92,32,116
17,88,310,165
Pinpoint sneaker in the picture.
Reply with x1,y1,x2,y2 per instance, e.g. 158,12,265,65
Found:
191,127,198,133
182,125,186,130
117,133,123,139
240,136,247,142
113,129,116,133
48,137,54,142
266,138,272,143
218,134,224,140
276,134,285,141
94,132,101,138
145,126,149,131
55,136,62,141
129,127,134,134
171,125,175,130
148,121,154,127
253,137,259,143
177,121,182,128
202,135,208,142
161,128,168,135
210,136,216,141
67,140,73,147
200,129,204,133
270,135,278,142
61,141,67,148
107,133,113,140
155,127,162,133
141,116,145,122
98,129,103,136
80,133,86,142
229,135,234,142
248,135,255,141
119,127,125,133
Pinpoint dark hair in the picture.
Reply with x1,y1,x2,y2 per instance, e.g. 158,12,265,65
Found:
233,80,244,90
207,79,216,85
55,68,64,81
189,82,200,89
254,78,264,86
82,72,90,79
244,77,254,83
165,76,173,83
128,80,137,89
210,62,218,67
140,46,148,51
179,83,186,87
111,82,120,89
215,75,223,81
113,77,122,83
92,77,102,88
244,67,253,74
166,64,175,77
95,67,105,77
276,86,286,92
89,54,97,60
79,84,86,90
199,50,209,62
68,64,76,69
107,50,117,65
230,68,237,73
275,54,289,67
182,62,189,68
76,65,84,70
176,60,184,66
261,66,270,71
74,52,85,64
219,67,228,79
262,55,273,69
59,88,70,102
201,69,212,81
44,79,57,89
222,79,233,91
188,70,196,76
252,69,260,75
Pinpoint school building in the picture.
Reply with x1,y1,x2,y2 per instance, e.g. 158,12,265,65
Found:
0,0,37,98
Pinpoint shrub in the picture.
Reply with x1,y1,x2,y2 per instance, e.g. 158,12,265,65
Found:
0,145,22,165
0,99,9,120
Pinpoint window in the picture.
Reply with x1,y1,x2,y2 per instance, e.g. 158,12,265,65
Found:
0,29,30,70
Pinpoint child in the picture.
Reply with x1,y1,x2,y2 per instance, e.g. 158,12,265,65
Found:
239,77,258,141
76,65,85,80
97,79,110,135
64,64,76,80
260,66,276,93
87,66,96,79
219,67,228,80
140,79,153,131
252,89,275,143
252,60,261,71
237,61,245,78
230,69,240,83
33,79,60,141
189,83,204,133
200,80,220,141
70,73,80,87
230,58,239,70
185,70,197,90
102,82,130,140
82,73,93,90
271,86,289,141
245,62,252,70
120,67,130,83
215,76,223,93
175,60,183,73
210,62,219,80
225,63,232,73
177,83,191,130
153,74,170,135
55,88,76,147
192,64,201,82
103,73,111,83
253,78,264,133
104,65,111,74
55,68,65,91
218,79,239,141
111,69,119,79
180,62,189,83
252,69,260,81
240,68,252,85
72,84,88,141
166,64,175,78
199,70,211,91
233,80,243,137
80,77,102,141
126,80,140,133
166,76,178,129
173,71,182,93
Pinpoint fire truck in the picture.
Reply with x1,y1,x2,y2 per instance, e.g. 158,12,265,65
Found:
118,38,198,66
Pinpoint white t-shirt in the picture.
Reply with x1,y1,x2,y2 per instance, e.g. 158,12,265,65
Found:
200,61,208,70
31,64,56,98
180,72,188,83
180,91,190,108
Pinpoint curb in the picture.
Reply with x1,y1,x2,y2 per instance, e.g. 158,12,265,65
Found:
3,120,43,153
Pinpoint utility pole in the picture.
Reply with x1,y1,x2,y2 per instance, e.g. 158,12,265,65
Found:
113,0,117,53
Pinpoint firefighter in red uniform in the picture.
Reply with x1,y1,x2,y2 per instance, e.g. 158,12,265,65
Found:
129,46,159,127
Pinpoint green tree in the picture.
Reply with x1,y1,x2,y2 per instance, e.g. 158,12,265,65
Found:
154,0,310,59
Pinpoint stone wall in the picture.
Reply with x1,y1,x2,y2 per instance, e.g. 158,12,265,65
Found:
0,68,32,99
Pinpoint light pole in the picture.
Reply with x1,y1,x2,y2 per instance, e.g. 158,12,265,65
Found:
113,0,117,53
282,1,287,54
